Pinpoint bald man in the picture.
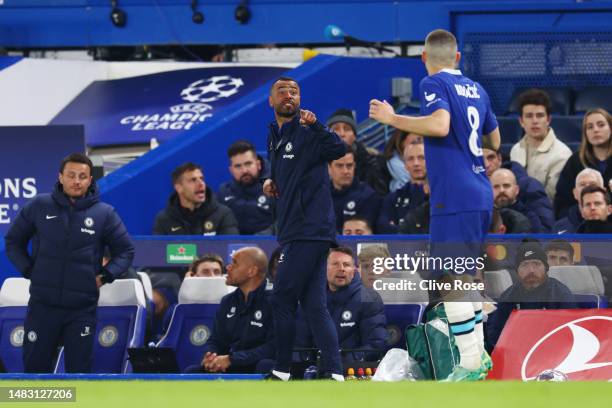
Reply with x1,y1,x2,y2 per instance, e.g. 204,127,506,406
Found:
186,247,275,374
490,168,546,232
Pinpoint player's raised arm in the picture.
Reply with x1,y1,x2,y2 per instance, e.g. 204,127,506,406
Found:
483,127,501,152
369,99,450,137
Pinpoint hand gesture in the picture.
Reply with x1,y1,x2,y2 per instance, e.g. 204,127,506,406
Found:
202,351,216,371
369,99,395,125
210,355,231,372
299,109,317,126
263,179,279,198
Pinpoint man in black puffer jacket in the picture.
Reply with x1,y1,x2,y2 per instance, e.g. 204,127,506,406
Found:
5,153,134,373
153,162,239,235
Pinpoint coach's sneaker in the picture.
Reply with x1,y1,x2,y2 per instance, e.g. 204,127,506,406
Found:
442,365,486,382
318,371,345,381
481,351,493,373
264,370,291,381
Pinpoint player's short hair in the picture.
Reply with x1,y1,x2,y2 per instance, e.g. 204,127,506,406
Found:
227,140,257,159
328,147,354,164
330,246,355,260
545,240,574,259
580,184,610,206
60,153,93,174
172,162,203,184
270,76,298,92
189,253,225,275
358,244,391,261
517,89,552,116
343,216,373,232
424,29,458,67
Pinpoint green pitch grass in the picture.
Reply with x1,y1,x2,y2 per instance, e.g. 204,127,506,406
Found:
1,380,609,408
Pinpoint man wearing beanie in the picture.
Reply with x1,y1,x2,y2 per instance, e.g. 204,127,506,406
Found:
326,108,389,195
485,241,575,350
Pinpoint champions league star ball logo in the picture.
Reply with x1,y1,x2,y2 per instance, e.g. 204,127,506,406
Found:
181,76,244,103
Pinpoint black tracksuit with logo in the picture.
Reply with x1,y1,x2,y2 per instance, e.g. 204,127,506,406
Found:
266,115,347,376
153,187,239,235
4,182,134,372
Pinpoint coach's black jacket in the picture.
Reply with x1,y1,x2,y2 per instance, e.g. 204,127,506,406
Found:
267,115,347,245
4,182,134,309
208,281,275,368
153,187,239,235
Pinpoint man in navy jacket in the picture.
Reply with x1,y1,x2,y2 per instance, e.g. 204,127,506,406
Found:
378,142,428,234
263,77,347,381
330,151,381,233
4,153,134,373
218,140,274,235
186,247,274,374
483,146,554,232
296,247,387,362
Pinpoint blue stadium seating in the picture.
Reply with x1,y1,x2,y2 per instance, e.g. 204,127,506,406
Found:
574,86,612,114
550,116,582,150
156,277,234,372
507,87,573,116
0,278,30,372
54,279,147,373
384,303,426,349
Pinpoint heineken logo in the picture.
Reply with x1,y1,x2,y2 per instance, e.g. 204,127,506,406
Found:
166,244,198,264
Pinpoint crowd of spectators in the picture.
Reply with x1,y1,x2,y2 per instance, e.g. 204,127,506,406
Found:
151,91,611,238
142,88,611,373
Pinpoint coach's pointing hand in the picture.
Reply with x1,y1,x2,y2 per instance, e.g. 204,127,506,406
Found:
299,109,317,126
263,179,279,198
369,99,395,125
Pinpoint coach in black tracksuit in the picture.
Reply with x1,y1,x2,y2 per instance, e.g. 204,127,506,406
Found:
263,77,347,381
4,153,134,373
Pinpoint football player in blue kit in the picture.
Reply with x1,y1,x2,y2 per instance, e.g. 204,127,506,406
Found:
369,29,501,381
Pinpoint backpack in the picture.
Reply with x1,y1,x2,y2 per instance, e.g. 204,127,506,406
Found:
405,303,460,380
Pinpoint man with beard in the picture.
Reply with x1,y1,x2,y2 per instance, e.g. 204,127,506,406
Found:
486,242,575,350
482,142,554,232
263,77,347,381
219,140,274,235
490,168,547,232
153,162,239,235
5,153,134,372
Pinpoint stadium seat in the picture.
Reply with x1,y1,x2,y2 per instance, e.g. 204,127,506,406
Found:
484,269,513,300
155,277,235,372
574,86,612,113
384,302,426,349
0,278,30,372
548,265,607,308
548,265,604,295
507,87,573,116
54,279,147,373
137,272,154,306
496,116,523,145
550,116,582,150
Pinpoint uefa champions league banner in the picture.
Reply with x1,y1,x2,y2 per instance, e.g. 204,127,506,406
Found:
50,66,289,147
